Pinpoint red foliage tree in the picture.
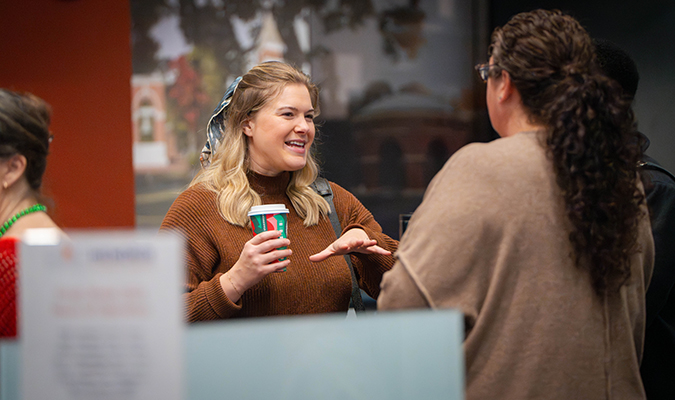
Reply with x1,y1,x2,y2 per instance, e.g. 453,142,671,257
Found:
167,55,210,153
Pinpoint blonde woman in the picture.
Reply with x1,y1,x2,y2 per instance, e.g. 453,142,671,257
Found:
161,61,397,322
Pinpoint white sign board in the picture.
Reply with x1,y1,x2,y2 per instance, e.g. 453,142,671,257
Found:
19,230,184,400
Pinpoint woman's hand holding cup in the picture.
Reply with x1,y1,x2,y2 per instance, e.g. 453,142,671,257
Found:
221,230,291,302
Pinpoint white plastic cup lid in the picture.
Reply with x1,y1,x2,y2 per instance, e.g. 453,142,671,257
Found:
248,204,290,216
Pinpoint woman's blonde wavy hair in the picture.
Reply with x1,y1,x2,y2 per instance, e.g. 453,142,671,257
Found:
190,61,330,227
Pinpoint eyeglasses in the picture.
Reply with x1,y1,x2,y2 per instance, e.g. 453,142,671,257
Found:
475,63,497,82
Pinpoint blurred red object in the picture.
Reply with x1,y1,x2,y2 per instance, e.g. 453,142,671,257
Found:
0,237,18,338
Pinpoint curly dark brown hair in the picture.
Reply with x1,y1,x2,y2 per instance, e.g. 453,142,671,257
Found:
488,9,645,295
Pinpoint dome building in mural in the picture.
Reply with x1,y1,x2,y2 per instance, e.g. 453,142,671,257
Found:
351,84,472,194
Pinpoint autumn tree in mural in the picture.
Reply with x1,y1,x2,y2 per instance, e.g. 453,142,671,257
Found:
167,55,210,157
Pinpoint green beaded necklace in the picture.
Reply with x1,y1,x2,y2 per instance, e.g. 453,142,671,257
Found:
0,204,47,237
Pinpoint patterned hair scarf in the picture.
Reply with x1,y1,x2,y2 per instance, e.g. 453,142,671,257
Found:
200,76,243,168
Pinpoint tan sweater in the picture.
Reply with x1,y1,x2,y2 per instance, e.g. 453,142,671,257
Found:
160,172,397,322
378,131,654,399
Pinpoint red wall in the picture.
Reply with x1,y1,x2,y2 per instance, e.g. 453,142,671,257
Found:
0,1,135,228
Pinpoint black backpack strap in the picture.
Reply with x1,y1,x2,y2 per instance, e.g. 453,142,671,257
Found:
639,160,675,182
310,177,365,313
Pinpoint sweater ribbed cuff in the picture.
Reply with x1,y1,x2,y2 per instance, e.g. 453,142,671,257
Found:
205,273,242,318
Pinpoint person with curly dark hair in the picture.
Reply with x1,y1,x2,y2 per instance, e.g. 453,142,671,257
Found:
378,9,654,399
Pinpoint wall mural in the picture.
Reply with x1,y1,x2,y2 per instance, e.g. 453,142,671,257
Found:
131,0,490,238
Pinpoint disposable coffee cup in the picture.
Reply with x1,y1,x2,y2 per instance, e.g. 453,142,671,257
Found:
248,204,290,271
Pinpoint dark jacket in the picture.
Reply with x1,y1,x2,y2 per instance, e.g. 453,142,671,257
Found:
638,136,675,400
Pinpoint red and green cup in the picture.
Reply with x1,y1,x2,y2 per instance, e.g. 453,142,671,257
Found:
248,204,290,271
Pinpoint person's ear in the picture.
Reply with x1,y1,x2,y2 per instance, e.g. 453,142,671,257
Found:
497,69,515,103
1,154,27,189
242,118,254,138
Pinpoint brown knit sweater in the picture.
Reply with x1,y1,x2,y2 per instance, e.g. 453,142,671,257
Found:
160,172,397,322
379,131,654,400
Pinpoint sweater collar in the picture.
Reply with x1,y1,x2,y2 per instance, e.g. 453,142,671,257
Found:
248,171,291,197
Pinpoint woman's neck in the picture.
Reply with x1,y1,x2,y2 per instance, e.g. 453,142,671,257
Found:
0,183,38,226
248,170,291,197
500,109,546,138
496,92,546,138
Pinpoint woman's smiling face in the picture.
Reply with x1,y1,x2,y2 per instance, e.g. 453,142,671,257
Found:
242,83,315,176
